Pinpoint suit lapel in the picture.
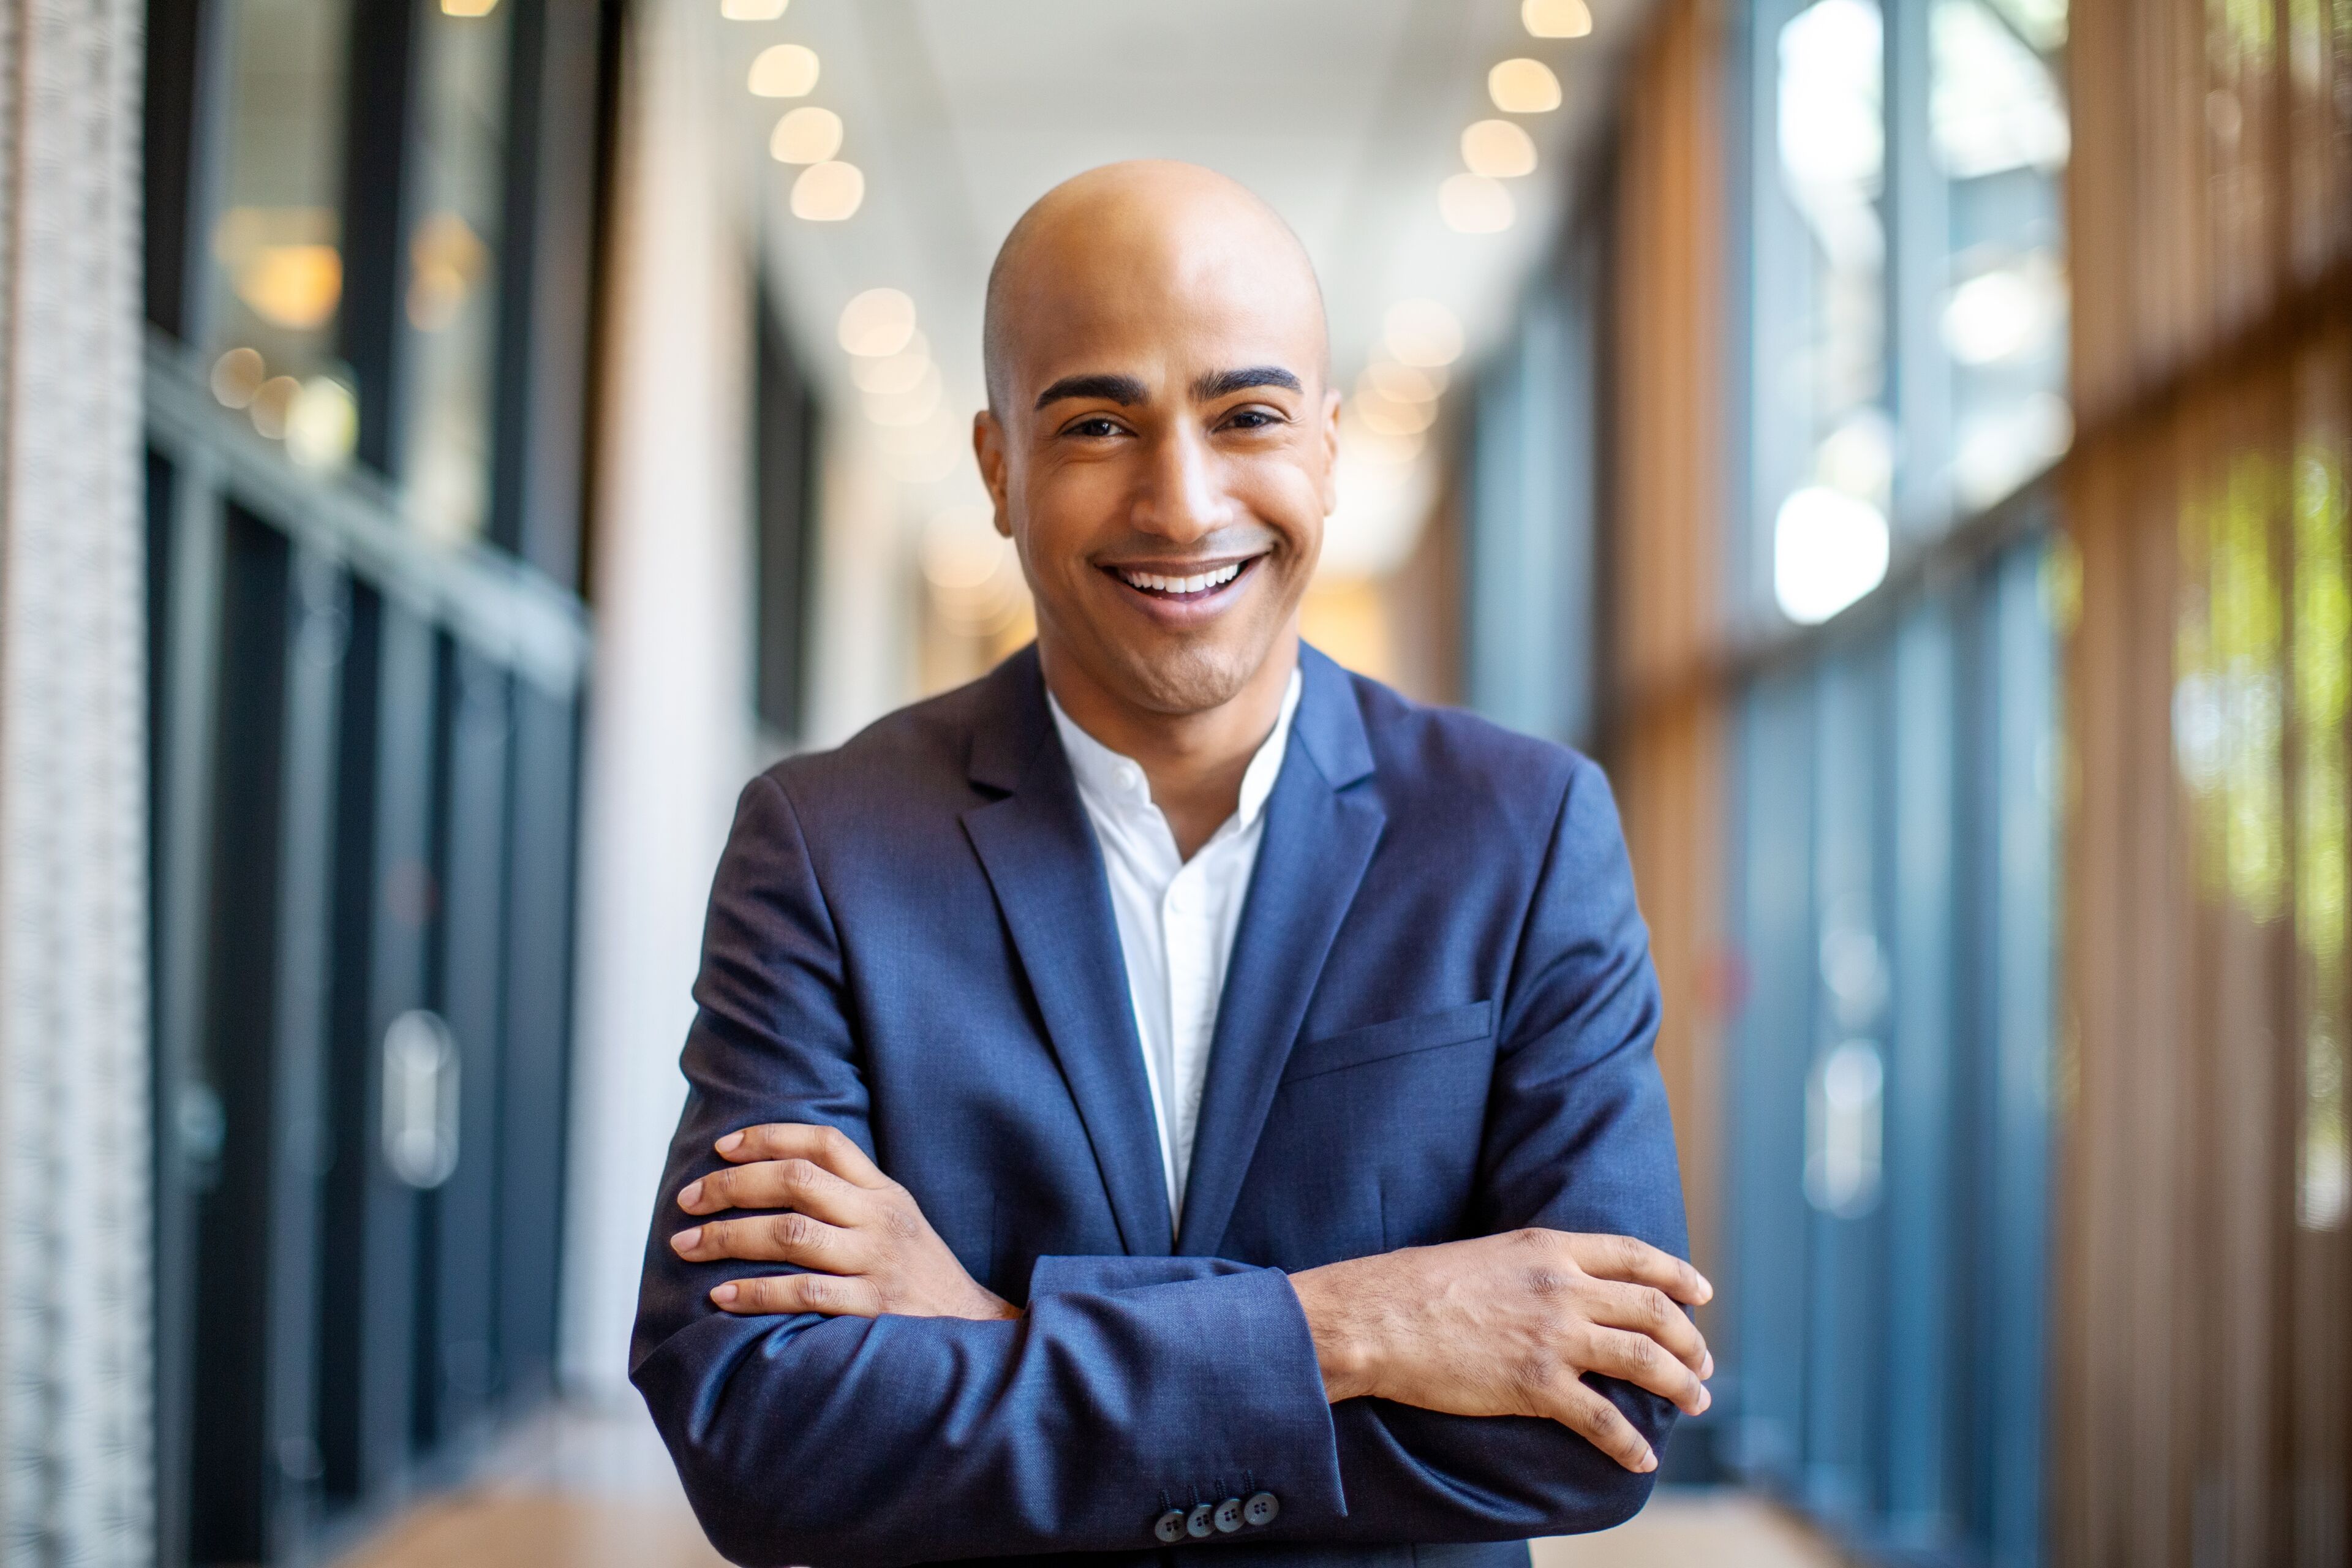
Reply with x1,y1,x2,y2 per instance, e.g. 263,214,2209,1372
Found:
960,650,1174,1257
1178,648,1384,1254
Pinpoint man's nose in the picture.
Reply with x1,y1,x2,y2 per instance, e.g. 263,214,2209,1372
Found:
1130,424,1232,543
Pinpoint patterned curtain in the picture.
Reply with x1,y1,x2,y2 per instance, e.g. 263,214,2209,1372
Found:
2057,1,2352,1562
0,0,154,1562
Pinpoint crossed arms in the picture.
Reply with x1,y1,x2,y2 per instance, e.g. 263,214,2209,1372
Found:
630,764,1706,1566
671,1126,1712,1472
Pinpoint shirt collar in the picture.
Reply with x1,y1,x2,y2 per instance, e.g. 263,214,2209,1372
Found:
1047,665,1304,833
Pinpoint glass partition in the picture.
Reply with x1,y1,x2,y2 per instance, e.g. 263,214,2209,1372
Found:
202,0,358,471
399,0,514,545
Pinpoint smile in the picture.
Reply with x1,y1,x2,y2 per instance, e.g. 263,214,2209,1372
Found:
1108,559,1252,599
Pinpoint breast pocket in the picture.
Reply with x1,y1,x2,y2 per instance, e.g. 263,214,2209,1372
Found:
1280,1000,1494,1087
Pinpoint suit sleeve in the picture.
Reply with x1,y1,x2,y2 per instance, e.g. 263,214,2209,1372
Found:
630,775,1348,1568
1031,756,1688,1542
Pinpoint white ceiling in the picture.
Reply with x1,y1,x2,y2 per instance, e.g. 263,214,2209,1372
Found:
708,0,1654,522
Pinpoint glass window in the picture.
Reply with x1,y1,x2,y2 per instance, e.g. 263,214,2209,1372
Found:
1926,0,2070,512
1755,0,2070,628
202,0,358,471
399,0,514,546
1766,0,1894,627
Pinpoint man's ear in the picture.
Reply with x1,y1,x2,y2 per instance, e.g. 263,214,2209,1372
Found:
1317,387,1343,516
973,410,1014,538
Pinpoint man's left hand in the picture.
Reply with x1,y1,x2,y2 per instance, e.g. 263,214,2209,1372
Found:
670,1122,1018,1321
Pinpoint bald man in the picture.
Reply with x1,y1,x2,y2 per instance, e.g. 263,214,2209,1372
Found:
633,162,1705,1568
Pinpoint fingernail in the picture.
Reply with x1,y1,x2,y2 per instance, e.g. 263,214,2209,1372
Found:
1702,1352,1715,1379
716,1132,744,1156
1639,1449,1657,1472
671,1226,701,1253
710,1282,737,1305
1697,1387,1712,1414
679,1180,704,1210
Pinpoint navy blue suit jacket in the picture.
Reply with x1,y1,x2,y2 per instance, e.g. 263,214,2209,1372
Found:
632,644,1689,1568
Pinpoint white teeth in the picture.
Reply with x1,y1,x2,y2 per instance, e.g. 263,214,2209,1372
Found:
1118,561,1245,595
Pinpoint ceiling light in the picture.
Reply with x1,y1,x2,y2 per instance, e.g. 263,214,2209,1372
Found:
1521,0,1593,37
1773,486,1889,624
1440,173,1515,233
891,443,965,485
770,106,843,164
865,361,943,427
876,410,968,483
1354,391,1438,437
838,288,917,356
922,507,1006,591
236,244,344,330
748,43,819,96
1344,420,1425,467
791,160,864,221
721,0,788,18
285,377,358,472
1489,58,1563,113
1360,361,1445,404
1384,299,1463,367
249,375,300,440
851,334,931,394
441,0,498,14
209,347,265,408
1461,119,1539,178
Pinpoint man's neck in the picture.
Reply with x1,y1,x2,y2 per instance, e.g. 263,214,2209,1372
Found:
1040,631,1300,860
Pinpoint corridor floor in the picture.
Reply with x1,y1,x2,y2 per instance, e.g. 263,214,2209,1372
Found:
332,1403,1845,1568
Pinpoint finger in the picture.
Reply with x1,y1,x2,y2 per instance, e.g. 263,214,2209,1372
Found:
708,1272,884,1318
1578,1326,1709,1417
1588,1281,1710,1376
1550,1381,1657,1474
680,1157,868,1225
1566,1233,1712,1306
671,1210,859,1269
714,1123,891,1188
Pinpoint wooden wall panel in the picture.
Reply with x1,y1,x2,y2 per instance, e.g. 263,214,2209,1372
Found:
2058,1,2352,1558
2069,0,2351,429
1603,0,1727,1284
2059,325,2352,1568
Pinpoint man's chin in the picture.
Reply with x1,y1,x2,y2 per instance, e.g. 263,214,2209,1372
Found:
1100,634,1281,719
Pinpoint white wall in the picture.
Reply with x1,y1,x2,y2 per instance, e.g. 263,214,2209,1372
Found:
562,0,758,1398
802,420,919,750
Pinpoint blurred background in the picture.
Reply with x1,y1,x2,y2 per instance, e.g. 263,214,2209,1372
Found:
0,0,2343,1563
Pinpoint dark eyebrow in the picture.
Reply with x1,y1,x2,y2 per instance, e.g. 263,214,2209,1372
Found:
1193,365,1302,401
1035,372,1148,410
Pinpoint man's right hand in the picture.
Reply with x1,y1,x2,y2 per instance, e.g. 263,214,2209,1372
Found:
1286,1229,1713,1475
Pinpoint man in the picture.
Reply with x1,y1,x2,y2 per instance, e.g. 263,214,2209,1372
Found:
633,161,1709,1568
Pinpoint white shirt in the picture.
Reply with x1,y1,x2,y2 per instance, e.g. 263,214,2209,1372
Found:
1047,668,1303,1229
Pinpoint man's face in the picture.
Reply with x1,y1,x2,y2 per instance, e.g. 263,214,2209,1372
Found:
976,221,1340,717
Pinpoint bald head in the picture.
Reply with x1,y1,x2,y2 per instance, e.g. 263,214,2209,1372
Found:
982,161,1328,413
971,159,1340,733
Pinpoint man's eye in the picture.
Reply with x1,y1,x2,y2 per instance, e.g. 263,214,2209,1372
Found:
1068,417,1123,438
1224,409,1280,430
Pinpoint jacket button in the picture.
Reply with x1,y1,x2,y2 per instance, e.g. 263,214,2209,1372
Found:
1186,1502,1215,1538
1153,1509,1186,1543
1213,1497,1243,1532
1243,1491,1280,1526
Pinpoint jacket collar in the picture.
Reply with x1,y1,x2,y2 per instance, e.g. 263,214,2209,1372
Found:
964,642,1371,797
